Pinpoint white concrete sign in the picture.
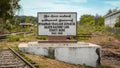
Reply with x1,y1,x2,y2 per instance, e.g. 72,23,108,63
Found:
37,12,77,36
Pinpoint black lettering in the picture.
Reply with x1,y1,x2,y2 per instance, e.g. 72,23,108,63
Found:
42,19,57,22
44,15,49,18
52,32,56,34
52,23,63,25
51,15,58,17
64,26,69,28
58,32,63,34
44,26,52,29
53,26,63,28
60,15,71,17
38,23,50,25
49,29,58,31
64,22,75,25
59,29,65,31
59,19,73,22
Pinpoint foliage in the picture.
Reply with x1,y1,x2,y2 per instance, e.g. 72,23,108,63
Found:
115,15,120,27
77,25,111,41
7,35,20,42
105,8,119,15
15,15,37,25
0,0,21,20
97,16,104,26
0,0,21,33
106,9,112,15
36,36,47,40
79,14,104,26
79,14,95,25
11,45,19,51
3,15,37,33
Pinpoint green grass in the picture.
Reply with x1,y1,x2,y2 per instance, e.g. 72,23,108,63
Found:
36,36,47,40
77,25,111,41
7,35,20,42
77,25,110,35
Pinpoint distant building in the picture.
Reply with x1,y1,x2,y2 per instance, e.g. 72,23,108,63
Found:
19,23,33,28
104,10,120,27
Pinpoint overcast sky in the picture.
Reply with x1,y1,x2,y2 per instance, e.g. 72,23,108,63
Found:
19,0,120,20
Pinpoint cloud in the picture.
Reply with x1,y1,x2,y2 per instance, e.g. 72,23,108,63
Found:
41,0,87,3
105,1,120,7
70,0,87,3
19,0,90,20
20,0,88,13
51,0,87,5
60,0,87,3
19,0,109,20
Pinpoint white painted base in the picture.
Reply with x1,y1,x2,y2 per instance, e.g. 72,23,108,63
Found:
18,42,101,67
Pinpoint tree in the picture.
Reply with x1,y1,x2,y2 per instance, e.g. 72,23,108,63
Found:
115,16,120,27
26,18,31,23
79,14,104,26
112,7,119,12
0,0,21,21
97,16,104,26
79,14,95,25
106,9,112,15
0,0,21,33
106,8,119,15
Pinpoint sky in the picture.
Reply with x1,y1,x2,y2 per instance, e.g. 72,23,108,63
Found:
19,0,120,20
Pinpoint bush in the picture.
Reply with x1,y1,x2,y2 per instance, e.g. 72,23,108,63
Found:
7,35,20,42
115,15,120,27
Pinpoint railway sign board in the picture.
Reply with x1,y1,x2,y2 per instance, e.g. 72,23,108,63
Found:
37,12,77,36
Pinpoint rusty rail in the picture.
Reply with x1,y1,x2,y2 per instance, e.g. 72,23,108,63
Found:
0,48,35,68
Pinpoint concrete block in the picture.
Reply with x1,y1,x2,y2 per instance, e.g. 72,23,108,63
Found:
55,46,100,67
18,42,101,67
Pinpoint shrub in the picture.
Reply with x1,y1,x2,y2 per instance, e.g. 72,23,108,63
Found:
7,35,20,42
115,15,120,27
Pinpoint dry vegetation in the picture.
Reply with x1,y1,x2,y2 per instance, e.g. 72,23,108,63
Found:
24,54,87,68
84,33,120,68
0,32,120,68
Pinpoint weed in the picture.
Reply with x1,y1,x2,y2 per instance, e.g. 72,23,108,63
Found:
7,35,20,42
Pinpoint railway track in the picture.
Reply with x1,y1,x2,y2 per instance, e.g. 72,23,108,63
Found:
0,31,33,42
0,31,32,39
0,48,35,68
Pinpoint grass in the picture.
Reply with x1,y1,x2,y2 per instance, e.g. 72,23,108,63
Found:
114,34,120,41
77,25,111,35
77,25,111,41
36,36,47,40
0,25,118,68
100,65,114,68
7,35,20,42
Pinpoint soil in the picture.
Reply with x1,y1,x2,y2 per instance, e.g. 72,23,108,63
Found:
85,33,120,68
24,54,87,68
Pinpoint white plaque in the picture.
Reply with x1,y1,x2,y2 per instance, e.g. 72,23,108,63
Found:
37,12,77,36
